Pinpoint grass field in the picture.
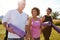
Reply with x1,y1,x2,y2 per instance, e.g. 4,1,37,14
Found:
0,24,60,40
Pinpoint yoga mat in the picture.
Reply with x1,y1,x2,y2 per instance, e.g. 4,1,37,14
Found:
8,24,26,37
42,21,60,33
52,24,60,33
42,21,51,26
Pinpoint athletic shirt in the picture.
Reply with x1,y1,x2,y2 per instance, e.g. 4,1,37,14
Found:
30,18,41,38
44,15,53,23
43,15,53,31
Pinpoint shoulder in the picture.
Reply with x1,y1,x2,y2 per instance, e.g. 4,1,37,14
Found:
6,9,16,14
23,12,28,16
43,15,47,17
8,9,16,13
40,18,43,23
29,17,32,22
23,12,29,18
50,16,52,18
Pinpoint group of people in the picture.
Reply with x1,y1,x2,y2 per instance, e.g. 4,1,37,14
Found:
2,0,60,40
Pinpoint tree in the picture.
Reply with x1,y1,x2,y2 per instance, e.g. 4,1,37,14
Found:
51,12,60,19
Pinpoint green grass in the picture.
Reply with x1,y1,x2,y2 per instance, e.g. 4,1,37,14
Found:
0,24,60,40
40,26,60,40
0,24,6,40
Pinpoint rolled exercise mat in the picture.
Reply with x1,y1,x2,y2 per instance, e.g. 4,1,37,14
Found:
42,21,51,26
52,24,60,33
42,22,60,33
8,23,26,37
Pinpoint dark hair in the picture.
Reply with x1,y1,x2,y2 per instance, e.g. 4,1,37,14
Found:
48,8,52,12
31,7,40,16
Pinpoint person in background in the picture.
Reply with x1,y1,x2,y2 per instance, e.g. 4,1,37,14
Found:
42,8,53,40
2,0,28,40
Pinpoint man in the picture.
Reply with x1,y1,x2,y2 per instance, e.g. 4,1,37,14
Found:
2,0,28,40
42,8,53,40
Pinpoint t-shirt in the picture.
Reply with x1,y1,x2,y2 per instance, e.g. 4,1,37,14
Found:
2,9,28,38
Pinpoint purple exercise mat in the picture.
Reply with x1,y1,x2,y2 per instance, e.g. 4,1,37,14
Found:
42,21,60,33
8,24,26,37
52,24,60,33
42,21,51,26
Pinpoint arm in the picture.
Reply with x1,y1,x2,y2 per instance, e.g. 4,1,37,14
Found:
27,18,32,35
40,18,45,31
25,17,32,39
42,16,45,22
25,15,29,33
2,11,14,33
40,17,48,31
3,22,13,33
28,18,34,40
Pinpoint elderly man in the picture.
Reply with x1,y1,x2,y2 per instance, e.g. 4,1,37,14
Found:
2,0,28,40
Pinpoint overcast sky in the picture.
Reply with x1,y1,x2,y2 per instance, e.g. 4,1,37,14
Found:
0,0,60,17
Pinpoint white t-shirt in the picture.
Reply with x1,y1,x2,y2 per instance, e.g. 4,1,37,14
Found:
2,9,28,38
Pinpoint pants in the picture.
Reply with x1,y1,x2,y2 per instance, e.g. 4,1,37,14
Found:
43,27,52,40
4,30,8,40
34,37,40,40
8,37,24,40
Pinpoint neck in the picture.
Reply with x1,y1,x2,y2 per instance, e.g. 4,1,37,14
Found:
33,16,37,20
47,14,50,16
17,8,23,14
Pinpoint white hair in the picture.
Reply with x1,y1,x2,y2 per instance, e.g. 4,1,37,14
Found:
18,0,26,3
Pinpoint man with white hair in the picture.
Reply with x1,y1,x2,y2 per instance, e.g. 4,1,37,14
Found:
2,0,28,40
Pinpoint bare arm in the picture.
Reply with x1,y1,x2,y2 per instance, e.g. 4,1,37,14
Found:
40,17,47,31
42,16,45,22
25,15,29,33
27,18,32,34
25,17,32,39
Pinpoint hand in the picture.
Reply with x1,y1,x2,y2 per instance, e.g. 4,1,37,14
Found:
25,33,30,40
26,32,31,37
7,27,13,33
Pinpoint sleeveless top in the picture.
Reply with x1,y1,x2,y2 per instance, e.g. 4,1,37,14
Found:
44,15,53,23
30,18,41,38
42,15,53,33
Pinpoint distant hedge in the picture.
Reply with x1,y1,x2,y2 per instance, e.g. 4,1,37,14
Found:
53,20,60,26
0,19,60,26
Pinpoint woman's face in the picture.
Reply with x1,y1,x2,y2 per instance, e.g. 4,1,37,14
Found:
32,9,37,17
46,9,51,15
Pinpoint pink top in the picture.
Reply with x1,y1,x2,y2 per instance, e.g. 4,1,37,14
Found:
30,18,41,38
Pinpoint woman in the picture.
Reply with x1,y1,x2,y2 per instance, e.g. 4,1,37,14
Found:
27,7,49,40
42,8,60,40
42,8,53,40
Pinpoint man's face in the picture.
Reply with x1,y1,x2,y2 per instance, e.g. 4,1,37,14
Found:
46,9,51,15
18,0,26,10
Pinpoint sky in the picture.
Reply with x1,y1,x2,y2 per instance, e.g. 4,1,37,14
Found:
0,0,60,17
